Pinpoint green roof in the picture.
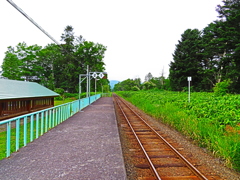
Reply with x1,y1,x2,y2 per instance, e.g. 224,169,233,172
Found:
0,79,59,100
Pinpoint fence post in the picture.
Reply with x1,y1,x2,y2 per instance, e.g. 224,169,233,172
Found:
6,122,11,157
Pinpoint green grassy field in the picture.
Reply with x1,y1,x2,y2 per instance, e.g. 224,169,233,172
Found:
116,90,240,171
54,98,76,106
0,121,37,160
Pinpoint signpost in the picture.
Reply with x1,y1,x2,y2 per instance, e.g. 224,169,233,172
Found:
188,77,192,103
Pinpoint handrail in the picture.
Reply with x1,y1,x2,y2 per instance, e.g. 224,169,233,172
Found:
0,94,101,158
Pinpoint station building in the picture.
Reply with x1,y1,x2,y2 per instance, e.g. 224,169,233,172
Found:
0,79,59,120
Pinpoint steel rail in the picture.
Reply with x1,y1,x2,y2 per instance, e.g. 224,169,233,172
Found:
115,97,162,180
116,95,208,180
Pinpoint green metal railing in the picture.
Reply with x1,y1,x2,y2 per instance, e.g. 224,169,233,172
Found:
0,94,101,158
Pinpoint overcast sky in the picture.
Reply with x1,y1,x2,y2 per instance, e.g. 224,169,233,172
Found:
0,0,223,82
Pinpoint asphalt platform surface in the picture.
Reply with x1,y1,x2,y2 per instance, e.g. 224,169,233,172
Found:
0,97,127,180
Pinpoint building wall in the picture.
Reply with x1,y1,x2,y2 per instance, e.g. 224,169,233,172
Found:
0,97,54,120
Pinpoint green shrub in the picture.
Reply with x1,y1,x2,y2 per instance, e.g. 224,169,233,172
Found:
132,86,140,91
213,79,231,96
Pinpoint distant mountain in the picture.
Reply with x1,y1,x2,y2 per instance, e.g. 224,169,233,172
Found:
110,80,120,89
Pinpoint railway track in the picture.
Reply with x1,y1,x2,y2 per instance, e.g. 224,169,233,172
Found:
113,94,222,180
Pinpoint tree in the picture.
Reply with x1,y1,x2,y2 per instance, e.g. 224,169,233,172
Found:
142,81,156,90
2,43,42,81
37,44,62,90
59,25,77,92
215,0,240,92
1,25,108,93
52,25,107,93
2,50,22,80
169,29,203,91
113,78,141,91
145,72,153,82
168,1,240,92
73,41,107,92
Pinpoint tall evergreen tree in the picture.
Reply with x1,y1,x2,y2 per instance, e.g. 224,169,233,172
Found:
200,22,227,90
215,0,240,92
59,25,76,92
169,29,203,91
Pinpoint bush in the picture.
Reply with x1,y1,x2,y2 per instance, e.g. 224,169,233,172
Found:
132,86,140,91
213,79,231,96
142,81,156,90
54,88,65,100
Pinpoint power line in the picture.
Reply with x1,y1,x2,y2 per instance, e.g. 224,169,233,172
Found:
6,0,97,74
6,0,73,59
6,0,60,45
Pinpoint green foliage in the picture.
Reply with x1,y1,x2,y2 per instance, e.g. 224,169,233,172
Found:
132,86,140,91
113,78,141,91
1,51,22,80
113,76,171,92
54,88,65,100
117,90,240,171
54,88,64,95
1,25,108,93
2,43,42,81
169,29,203,91
169,1,240,93
142,81,156,90
213,79,232,96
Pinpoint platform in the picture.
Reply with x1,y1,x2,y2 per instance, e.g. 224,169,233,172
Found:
0,97,127,180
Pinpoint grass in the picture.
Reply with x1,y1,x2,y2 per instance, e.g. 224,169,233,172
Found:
0,120,38,160
0,131,7,160
54,98,76,106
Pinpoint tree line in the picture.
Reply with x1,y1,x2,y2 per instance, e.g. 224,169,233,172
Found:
114,0,240,94
113,72,171,91
1,25,109,93
170,0,240,93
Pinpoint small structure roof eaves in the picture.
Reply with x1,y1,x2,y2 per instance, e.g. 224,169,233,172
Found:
0,79,59,100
